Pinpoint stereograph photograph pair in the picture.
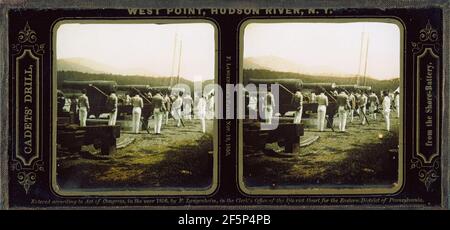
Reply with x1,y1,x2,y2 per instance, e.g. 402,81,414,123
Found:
0,1,447,209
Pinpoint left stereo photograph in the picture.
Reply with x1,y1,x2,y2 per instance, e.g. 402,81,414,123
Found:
51,20,219,196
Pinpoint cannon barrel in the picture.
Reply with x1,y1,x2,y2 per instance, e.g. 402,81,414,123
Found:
62,81,182,96
248,78,301,90
115,85,151,91
302,82,336,90
62,80,117,93
117,85,183,95
335,84,372,91
248,78,336,91
147,86,174,95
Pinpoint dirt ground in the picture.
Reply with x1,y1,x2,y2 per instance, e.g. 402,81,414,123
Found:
57,119,214,190
243,114,400,188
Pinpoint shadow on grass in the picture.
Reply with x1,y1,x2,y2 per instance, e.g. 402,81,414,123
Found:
57,134,214,190
244,131,398,188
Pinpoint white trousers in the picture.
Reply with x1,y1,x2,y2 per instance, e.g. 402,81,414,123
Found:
154,109,163,134
383,110,390,131
207,105,214,119
165,111,169,124
132,107,141,133
317,105,327,131
172,108,182,127
369,103,377,119
338,106,347,132
359,106,367,124
201,118,206,133
349,109,354,122
293,107,303,124
79,107,87,127
396,104,400,117
108,110,117,126
265,107,273,124
198,112,206,133
184,105,192,120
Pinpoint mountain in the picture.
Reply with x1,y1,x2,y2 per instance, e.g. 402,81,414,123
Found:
57,58,157,76
57,58,115,74
244,56,336,75
243,57,269,70
244,56,305,73
58,71,187,88
244,56,386,79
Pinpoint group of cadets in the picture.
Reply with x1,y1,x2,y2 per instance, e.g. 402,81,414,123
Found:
74,89,213,134
263,88,400,132
73,85,399,134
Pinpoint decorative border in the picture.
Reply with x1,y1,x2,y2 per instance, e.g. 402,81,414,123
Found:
411,21,440,192
10,22,44,194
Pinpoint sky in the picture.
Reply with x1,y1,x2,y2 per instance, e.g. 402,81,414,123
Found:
56,23,216,81
243,22,401,80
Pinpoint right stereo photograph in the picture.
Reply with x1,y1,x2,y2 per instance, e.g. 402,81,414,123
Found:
239,19,404,195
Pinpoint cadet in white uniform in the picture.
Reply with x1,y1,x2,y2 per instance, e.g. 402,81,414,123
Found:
394,92,400,118
316,91,328,131
107,91,118,126
368,92,380,120
164,94,171,125
389,92,395,105
292,91,303,124
264,89,275,124
382,91,391,131
183,94,193,120
125,94,131,105
354,92,361,122
310,92,317,103
78,89,89,127
197,95,207,133
348,92,356,123
131,94,143,133
152,92,166,134
207,92,215,120
171,92,183,127
336,91,350,132
358,92,368,125
247,92,258,115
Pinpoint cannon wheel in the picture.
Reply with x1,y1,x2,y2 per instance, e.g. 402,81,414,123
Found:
100,136,117,155
284,142,299,154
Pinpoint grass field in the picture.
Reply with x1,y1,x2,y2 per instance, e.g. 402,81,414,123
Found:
57,113,399,191
56,119,214,190
243,114,400,188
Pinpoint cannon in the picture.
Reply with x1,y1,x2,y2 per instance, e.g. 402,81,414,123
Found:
57,122,120,155
248,78,336,92
61,81,155,132
60,80,189,131
115,84,173,131
116,84,173,97
335,84,372,93
243,118,304,155
242,78,331,155
118,84,189,129
62,80,117,91
247,78,338,126
62,81,169,118
56,90,120,156
62,80,117,118
115,84,155,118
